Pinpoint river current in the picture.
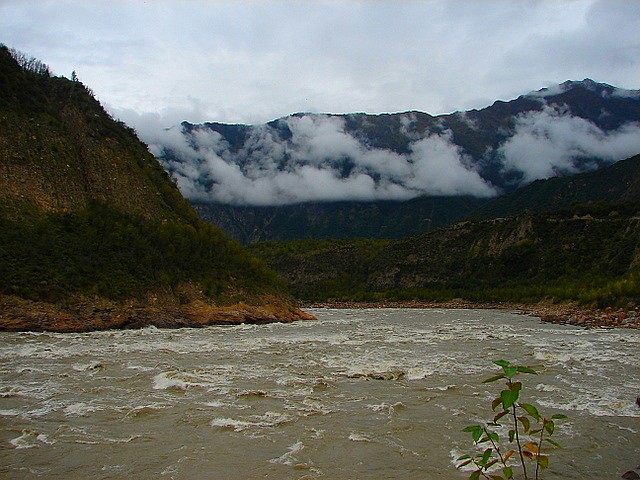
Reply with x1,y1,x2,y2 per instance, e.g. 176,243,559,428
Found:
0,308,638,479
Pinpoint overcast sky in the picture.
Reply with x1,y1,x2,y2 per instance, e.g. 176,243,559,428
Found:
2,0,639,128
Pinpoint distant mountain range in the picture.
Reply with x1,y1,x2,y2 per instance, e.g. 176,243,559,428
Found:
151,79,640,242
3,43,638,313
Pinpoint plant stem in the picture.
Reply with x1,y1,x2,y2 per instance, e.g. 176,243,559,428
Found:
512,403,529,480
483,427,513,479
471,459,492,480
535,421,545,480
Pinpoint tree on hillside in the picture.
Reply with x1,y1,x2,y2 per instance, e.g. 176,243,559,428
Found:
8,47,52,76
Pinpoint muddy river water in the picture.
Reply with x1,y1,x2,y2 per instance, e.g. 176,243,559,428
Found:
0,308,638,479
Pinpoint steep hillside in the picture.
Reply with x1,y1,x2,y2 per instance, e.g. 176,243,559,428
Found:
0,47,194,222
194,196,486,243
250,203,640,308
152,79,640,241
472,153,640,219
0,45,311,331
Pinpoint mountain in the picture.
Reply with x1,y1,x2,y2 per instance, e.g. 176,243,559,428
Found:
0,45,311,331
471,153,640,219
249,153,640,307
151,79,640,242
250,202,640,308
192,196,487,243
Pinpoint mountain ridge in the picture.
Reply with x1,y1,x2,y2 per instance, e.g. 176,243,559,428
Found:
152,78,640,242
472,153,640,219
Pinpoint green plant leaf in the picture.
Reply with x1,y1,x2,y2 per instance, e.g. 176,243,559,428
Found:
501,389,519,410
458,459,473,468
502,365,518,378
457,455,472,461
520,403,540,420
494,360,510,368
483,374,506,383
463,425,483,443
488,432,500,443
516,366,538,375
481,448,492,466
544,419,555,435
469,470,482,480
508,429,516,442
502,466,514,478
551,414,568,420
489,475,505,480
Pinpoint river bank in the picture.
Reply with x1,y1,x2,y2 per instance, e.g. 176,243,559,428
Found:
0,294,314,333
302,300,640,329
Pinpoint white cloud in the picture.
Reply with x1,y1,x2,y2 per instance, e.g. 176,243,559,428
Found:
407,134,495,197
148,115,497,206
499,105,640,182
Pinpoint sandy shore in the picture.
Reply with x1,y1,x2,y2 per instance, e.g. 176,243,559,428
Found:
302,300,640,329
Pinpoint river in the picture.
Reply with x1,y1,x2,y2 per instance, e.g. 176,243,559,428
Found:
0,308,638,479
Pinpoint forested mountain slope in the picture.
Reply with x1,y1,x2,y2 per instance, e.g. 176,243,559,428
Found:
0,45,310,331
251,202,640,308
472,153,640,219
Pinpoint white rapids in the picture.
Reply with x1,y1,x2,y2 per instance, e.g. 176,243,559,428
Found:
0,308,638,479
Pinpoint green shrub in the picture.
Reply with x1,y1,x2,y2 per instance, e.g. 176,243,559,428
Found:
457,361,567,480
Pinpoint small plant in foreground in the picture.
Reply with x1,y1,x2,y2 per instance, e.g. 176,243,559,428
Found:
456,360,568,480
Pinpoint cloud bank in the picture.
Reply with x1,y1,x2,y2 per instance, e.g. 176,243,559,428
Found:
120,88,640,207
499,106,640,182
140,115,496,206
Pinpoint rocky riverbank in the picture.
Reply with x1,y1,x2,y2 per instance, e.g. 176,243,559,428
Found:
0,294,315,333
303,300,640,329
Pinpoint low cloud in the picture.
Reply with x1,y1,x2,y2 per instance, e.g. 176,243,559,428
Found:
122,103,640,206
139,115,496,206
499,105,640,182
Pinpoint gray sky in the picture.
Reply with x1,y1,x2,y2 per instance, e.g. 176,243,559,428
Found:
2,0,639,127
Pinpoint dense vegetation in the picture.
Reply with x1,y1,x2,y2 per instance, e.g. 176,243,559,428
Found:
0,45,288,310
0,202,283,303
250,202,640,308
194,196,487,244
472,153,640,220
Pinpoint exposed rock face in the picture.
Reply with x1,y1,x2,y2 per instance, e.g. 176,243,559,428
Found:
539,308,640,329
0,294,314,333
